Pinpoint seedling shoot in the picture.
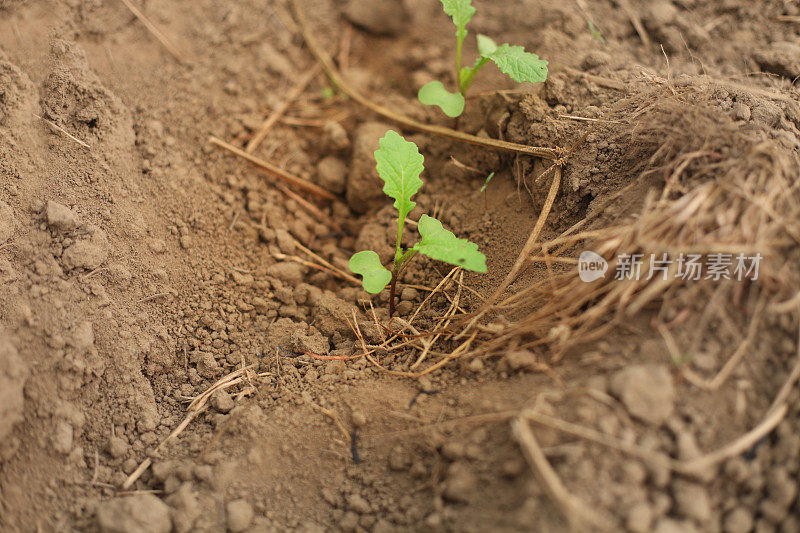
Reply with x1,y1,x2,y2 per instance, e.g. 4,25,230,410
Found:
349,130,487,316
418,0,549,118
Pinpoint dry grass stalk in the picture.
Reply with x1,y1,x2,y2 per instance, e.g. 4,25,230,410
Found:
121,364,270,489
520,404,788,479
679,296,766,390
678,403,788,475
409,271,464,369
512,416,615,531
310,403,352,443
119,0,185,62
473,83,800,369
616,0,650,47
246,63,323,153
350,310,477,378
276,182,343,232
209,135,338,201
273,250,359,285
406,267,459,327
34,114,91,148
288,234,358,283
768,322,800,413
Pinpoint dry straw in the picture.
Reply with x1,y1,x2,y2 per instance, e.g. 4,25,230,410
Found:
476,82,800,372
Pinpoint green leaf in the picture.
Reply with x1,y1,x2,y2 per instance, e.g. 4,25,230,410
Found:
440,0,475,42
375,130,424,231
476,34,498,57
485,44,548,84
413,214,487,273
349,251,391,294
418,81,465,118
480,172,495,192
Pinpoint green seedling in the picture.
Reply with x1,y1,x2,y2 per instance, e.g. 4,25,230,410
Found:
587,21,607,45
349,130,487,316
480,171,495,193
480,171,494,211
321,85,336,100
417,0,548,118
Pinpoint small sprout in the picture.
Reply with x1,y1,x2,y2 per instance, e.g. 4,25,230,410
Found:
587,21,607,44
418,0,548,119
322,85,336,99
480,171,495,193
480,171,495,211
348,130,486,315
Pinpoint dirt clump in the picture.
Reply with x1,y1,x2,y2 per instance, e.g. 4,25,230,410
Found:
95,493,172,533
754,41,800,80
0,335,27,444
344,0,408,37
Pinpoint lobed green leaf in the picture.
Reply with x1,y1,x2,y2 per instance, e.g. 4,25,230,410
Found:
440,0,476,42
484,44,548,84
374,130,424,228
349,251,391,294
413,214,487,273
418,81,465,118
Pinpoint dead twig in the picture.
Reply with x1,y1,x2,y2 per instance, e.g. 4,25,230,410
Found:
209,135,338,202
34,114,91,149
617,0,651,48
119,0,185,62
310,403,352,443
289,235,360,285
512,415,615,531
273,251,360,285
121,365,270,489
276,182,342,232
246,63,323,153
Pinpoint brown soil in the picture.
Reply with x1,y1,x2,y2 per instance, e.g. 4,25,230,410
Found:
1,1,799,532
